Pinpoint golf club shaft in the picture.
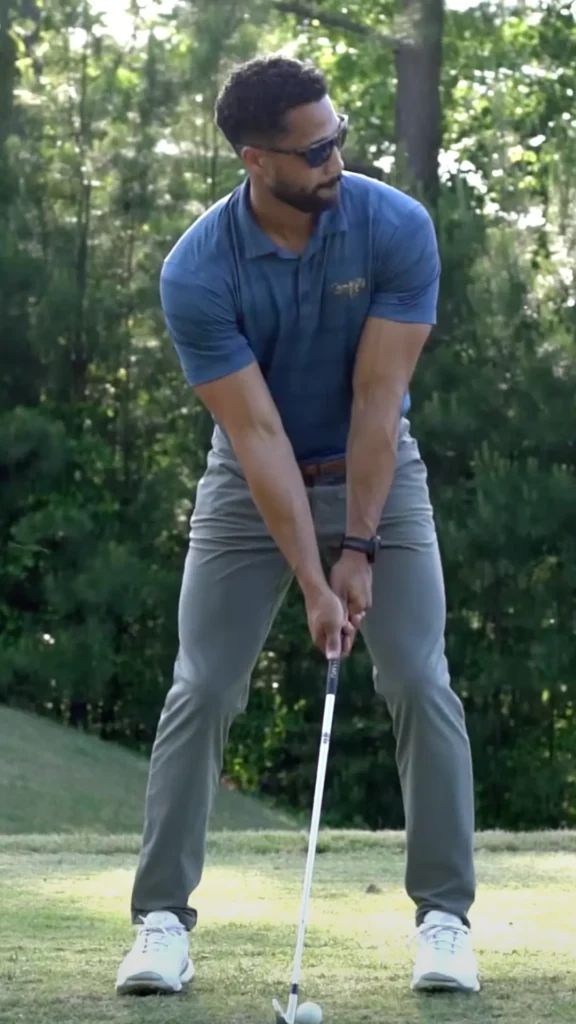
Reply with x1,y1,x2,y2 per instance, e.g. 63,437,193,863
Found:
285,657,341,1024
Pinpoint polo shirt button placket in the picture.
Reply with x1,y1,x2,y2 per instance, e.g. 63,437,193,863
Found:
299,268,312,315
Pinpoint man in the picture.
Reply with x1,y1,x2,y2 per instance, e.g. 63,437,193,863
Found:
116,54,479,998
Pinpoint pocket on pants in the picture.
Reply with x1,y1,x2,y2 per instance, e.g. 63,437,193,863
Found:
190,453,271,546
379,456,436,548
396,417,420,468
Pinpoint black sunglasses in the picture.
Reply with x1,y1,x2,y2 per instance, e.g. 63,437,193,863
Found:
242,114,349,169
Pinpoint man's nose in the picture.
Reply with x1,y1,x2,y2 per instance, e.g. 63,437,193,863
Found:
324,144,344,177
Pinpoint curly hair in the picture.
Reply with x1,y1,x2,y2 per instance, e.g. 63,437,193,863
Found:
215,54,327,149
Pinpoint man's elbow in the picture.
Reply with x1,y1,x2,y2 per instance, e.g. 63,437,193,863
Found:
352,375,406,412
194,363,284,444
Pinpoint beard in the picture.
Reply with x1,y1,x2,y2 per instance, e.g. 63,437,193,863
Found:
270,175,342,214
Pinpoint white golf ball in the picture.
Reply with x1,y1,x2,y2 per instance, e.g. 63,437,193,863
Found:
295,1002,323,1024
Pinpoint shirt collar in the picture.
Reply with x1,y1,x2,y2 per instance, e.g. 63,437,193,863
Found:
236,178,348,260
236,179,279,258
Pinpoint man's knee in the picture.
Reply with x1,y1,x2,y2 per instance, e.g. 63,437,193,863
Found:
373,647,450,702
168,652,250,717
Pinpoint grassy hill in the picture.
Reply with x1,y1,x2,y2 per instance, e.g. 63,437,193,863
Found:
0,704,297,834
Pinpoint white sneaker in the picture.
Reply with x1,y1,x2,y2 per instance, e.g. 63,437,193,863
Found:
116,911,195,995
409,911,480,993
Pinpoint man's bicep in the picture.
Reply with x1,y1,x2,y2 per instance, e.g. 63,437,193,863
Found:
369,203,440,325
160,261,256,385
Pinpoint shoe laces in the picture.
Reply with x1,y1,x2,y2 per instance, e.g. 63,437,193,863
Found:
408,920,469,955
137,918,184,955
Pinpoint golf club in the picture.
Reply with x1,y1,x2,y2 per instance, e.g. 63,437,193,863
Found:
272,656,341,1024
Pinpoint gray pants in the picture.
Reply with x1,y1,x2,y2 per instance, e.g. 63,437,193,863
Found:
131,421,476,931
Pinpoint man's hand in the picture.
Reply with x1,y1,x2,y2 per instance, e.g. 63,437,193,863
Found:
304,583,356,659
330,551,372,654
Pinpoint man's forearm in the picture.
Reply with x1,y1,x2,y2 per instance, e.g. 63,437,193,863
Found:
233,426,326,598
346,390,401,538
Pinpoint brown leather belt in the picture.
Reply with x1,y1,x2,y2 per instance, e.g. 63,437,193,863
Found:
299,457,347,484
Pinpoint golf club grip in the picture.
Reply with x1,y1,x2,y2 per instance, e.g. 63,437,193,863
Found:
326,656,340,696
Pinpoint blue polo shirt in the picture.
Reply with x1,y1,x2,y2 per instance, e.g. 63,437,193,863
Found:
160,171,440,463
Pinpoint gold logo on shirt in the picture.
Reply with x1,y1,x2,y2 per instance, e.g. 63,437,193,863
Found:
331,277,367,299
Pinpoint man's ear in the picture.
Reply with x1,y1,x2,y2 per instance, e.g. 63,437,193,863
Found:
240,146,266,176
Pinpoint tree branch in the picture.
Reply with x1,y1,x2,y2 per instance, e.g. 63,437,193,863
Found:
273,1,394,44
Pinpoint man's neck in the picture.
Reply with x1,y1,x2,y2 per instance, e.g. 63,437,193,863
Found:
249,180,315,254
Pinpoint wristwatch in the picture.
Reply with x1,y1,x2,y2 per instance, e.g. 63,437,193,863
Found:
340,534,382,564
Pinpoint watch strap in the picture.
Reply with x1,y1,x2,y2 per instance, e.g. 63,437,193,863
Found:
340,535,380,564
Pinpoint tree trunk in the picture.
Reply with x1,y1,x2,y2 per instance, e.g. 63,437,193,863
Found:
394,0,443,198
275,0,444,196
71,14,92,404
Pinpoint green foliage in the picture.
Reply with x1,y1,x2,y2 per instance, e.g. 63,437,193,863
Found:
1,0,576,832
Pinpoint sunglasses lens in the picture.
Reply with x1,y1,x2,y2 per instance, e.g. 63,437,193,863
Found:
304,121,348,168
305,141,332,168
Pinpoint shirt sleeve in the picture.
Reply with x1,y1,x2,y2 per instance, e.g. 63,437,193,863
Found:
160,260,256,386
369,202,440,325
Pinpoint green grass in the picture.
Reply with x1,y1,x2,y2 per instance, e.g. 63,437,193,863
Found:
2,831,576,1023
3,707,576,1021
0,705,297,834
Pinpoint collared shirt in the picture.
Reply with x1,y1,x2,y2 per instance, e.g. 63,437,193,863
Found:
160,171,440,462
